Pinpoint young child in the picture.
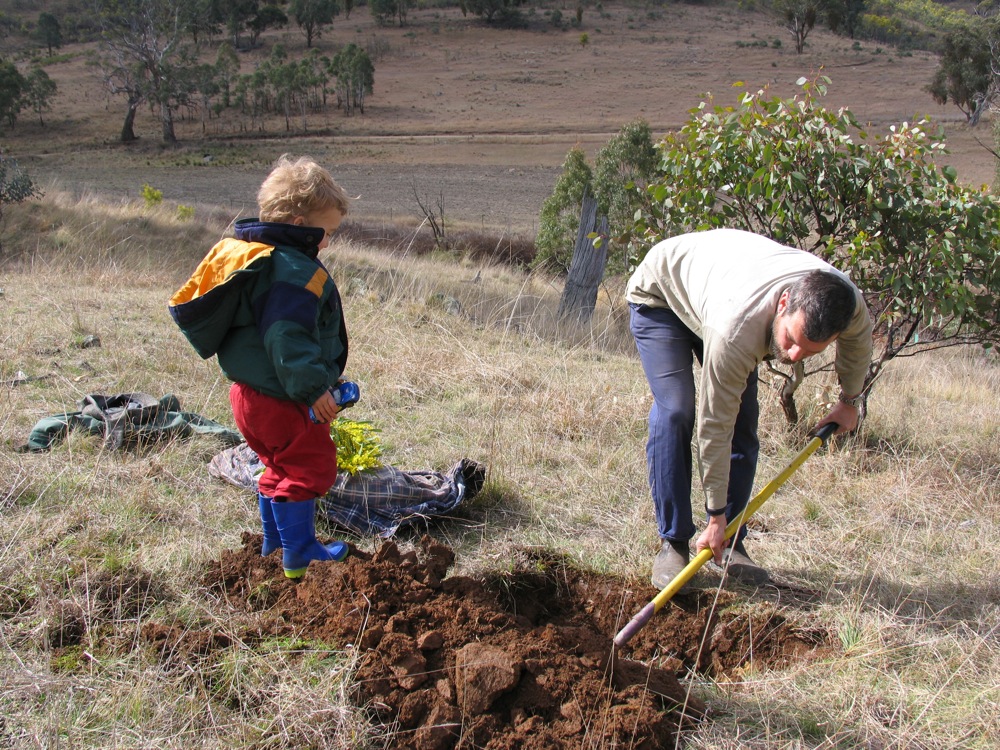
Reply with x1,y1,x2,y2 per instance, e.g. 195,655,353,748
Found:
169,154,353,579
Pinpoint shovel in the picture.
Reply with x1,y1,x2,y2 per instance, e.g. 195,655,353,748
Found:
613,422,839,647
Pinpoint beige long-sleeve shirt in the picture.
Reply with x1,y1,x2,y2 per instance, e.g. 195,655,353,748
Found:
625,229,873,512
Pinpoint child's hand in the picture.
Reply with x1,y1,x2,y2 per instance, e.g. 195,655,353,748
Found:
310,389,340,424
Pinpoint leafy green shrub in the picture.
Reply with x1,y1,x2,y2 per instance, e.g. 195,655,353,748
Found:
632,76,1000,418
534,147,592,274
0,151,41,249
177,205,194,220
141,184,163,208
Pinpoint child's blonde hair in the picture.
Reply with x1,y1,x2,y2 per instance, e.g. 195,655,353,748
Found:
257,154,350,223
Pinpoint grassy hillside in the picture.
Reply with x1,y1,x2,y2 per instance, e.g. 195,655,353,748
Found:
0,190,997,747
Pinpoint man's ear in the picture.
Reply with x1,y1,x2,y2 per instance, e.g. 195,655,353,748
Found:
776,289,789,315
290,215,305,226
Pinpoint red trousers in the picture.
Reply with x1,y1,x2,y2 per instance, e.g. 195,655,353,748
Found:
229,382,338,501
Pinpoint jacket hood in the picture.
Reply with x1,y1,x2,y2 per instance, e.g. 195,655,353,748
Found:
234,218,324,257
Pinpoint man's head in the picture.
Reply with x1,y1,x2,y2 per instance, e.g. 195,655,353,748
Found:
257,154,350,248
770,270,857,364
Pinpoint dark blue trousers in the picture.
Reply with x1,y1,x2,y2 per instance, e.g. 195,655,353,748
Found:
629,303,760,545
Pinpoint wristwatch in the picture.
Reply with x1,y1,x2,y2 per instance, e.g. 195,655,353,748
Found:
839,390,864,408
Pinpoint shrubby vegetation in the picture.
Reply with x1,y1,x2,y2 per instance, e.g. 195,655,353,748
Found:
631,77,1000,421
0,151,40,250
534,120,658,275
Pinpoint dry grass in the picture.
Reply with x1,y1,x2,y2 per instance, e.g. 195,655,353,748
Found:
1,193,998,748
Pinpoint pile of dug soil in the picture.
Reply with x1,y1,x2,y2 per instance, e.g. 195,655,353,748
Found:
174,535,832,748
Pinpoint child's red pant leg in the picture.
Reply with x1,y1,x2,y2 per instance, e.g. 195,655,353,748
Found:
229,383,338,501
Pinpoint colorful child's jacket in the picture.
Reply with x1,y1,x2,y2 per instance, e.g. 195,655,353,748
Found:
169,219,348,406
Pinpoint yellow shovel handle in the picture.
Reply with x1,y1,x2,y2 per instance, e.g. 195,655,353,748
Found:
613,423,838,647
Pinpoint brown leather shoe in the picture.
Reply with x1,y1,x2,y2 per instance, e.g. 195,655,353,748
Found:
651,540,690,589
722,540,770,586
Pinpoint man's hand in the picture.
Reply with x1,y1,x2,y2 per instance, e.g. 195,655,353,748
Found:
695,514,728,564
818,400,859,434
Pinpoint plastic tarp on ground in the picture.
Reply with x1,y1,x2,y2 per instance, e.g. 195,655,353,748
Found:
21,393,243,452
209,442,486,538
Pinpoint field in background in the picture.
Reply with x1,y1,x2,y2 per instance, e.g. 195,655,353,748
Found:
0,192,997,747
4,1,997,236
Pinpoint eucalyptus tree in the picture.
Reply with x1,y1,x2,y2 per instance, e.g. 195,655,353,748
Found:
290,0,340,47
534,120,658,275
247,4,287,47
93,0,191,142
329,43,373,114
222,0,260,49
23,67,58,126
824,0,864,38
928,17,999,126
0,60,26,129
36,12,63,56
592,118,659,273
772,0,821,53
632,78,1000,422
214,41,239,108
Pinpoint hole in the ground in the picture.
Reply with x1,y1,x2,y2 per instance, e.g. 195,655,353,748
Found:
165,535,835,748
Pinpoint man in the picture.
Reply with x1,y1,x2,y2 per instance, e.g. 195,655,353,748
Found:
625,228,873,588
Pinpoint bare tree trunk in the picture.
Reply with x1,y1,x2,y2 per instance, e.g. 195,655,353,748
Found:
557,188,608,324
121,98,141,142
161,104,176,143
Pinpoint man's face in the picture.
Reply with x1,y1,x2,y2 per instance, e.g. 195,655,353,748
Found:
770,294,838,365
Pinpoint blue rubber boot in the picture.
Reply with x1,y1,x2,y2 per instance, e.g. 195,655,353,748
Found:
271,498,349,579
258,492,281,557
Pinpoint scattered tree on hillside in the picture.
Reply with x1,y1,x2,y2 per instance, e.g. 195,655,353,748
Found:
772,0,821,53
290,0,340,47
928,17,999,126
36,12,64,56
0,61,26,129
214,41,240,108
94,0,191,143
825,0,865,38
247,4,287,47
190,62,219,131
632,77,1000,424
222,0,261,49
23,67,58,126
180,0,222,44
260,44,313,130
369,0,409,26
460,0,526,25
330,43,373,114
99,48,146,142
